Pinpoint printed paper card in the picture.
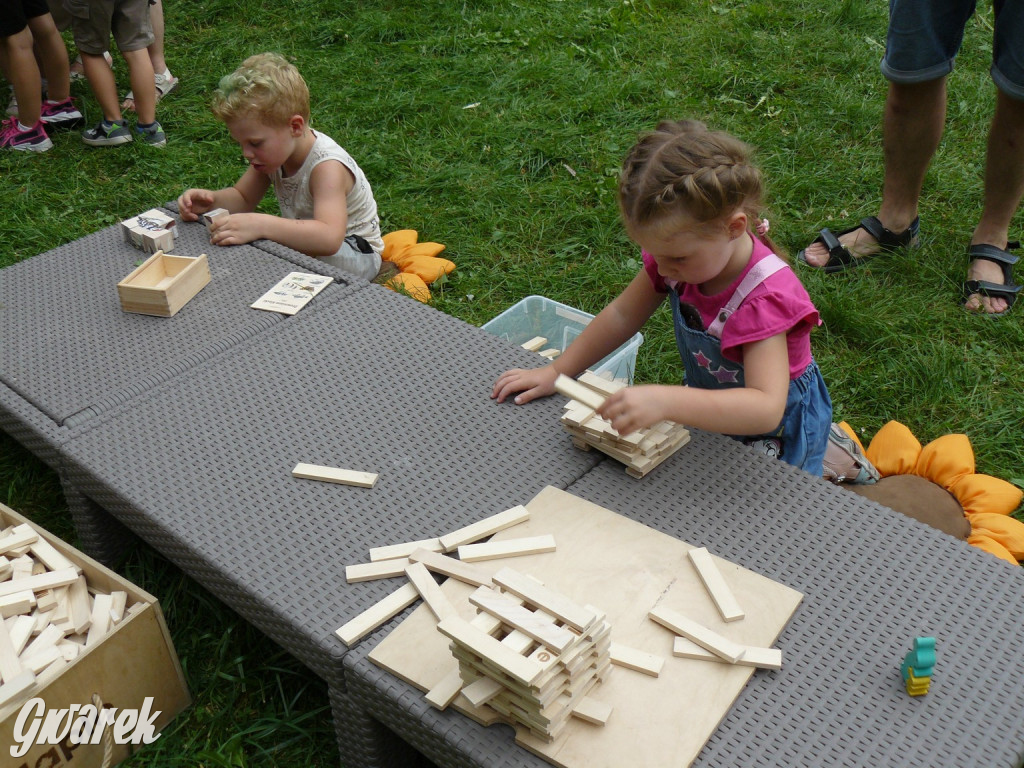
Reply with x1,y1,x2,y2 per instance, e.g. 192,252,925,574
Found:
250,272,331,315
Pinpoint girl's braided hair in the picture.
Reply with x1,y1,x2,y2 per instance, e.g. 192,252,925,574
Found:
618,120,781,254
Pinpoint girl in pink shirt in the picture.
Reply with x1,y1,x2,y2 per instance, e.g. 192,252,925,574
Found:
493,120,832,475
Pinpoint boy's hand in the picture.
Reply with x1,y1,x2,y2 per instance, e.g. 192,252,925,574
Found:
598,385,670,435
208,213,263,247
491,365,559,404
178,189,216,221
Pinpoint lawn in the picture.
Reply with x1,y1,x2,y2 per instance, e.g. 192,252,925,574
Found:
2,1,1022,765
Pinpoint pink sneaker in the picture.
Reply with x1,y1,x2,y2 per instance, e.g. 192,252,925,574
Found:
40,98,83,130
0,118,53,152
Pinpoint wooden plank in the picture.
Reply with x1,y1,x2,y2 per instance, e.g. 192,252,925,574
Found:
0,525,37,556
86,593,113,647
439,506,531,553
408,548,493,587
577,371,627,397
521,336,548,352
672,637,782,670
292,463,378,488
369,538,443,562
109,590,128,623
469,586,575,653
0,568,78,598
648,606,745,664
335,583,419,646
0,669,36,709
67,575,92,634
458,535,556,563
461,676,503,707
345,558,412,583
28,537,77,572
404,563,457,622
688,547,744,622
492,568,595,631
6,615,34,656
0,592,35,619
571,695,613,725
0,618,25,683
424,668,464,710
609,642,664,677
436,617,543,687
554,374,607,411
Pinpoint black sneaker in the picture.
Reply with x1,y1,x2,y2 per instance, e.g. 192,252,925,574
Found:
135,120,166,147
82,119,132,147
40,98,83,130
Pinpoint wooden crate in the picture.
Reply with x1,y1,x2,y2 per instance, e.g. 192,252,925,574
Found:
0,502,191,768
117,251,210,317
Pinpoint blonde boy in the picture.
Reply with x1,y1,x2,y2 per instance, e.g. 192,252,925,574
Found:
178,53,383,280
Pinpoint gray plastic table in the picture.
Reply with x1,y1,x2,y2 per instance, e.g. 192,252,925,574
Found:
341,431,1024,768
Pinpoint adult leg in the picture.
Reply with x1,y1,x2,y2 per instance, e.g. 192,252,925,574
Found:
964,90,1024,313
802,78,946,267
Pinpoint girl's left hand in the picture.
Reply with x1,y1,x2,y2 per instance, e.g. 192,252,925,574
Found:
598,385,670,435
208,213,262,247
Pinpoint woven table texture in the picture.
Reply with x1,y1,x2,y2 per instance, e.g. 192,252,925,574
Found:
59,284,600,688
0,210,356,428
344,428,1024,768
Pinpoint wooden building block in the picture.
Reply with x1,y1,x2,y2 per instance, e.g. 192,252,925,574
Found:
404,563,457,622
345,558,412,583
11,555,33,580
0,524,37,556
577,371,626,397
0,567,78,598
200,207,229,231
335,583,419,646
369,537,443,562
609,643,664,677
0,556,10,580
436,616,543,687
109,590,128,623
6,615,34,656
571,695,613,725
292,463,378,488
492,568,596,631
0,591,35,619
0,619,25,683
58,640,81,662
672,637,783,670
461,676,503,707
86,593,113,647
521,336,548,352
688,547,744,623
22,645,62,674
67,575,92,634
424,668,464,710
408,548,493,587
0,669,36,709
468,586,575,653
539,348,560,359
35,590,57,613
648,606,745,664
121,208,177,253
28,537,77,572
458,535,556,563
439,506,531,553
554,374,607,411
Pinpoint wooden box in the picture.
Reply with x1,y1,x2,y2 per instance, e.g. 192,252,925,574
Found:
121,209,177,254
117,251,211,317
0,502,191,768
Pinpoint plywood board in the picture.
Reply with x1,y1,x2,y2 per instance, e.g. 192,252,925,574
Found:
369,486,802,768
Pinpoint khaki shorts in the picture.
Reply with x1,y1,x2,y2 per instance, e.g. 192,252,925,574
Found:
65,0,153,55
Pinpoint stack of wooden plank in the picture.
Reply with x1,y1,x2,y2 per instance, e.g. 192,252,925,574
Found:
0,523,134,708
555,373,690,478
437,567,612,742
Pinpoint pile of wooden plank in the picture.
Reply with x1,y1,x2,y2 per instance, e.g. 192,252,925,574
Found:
0,523,134,708
555,373,690,478
437,567,612,742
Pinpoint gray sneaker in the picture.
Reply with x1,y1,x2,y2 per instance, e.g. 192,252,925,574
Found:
82,119,132,146
135,120,166,147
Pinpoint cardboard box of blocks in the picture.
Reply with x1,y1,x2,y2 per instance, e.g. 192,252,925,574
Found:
121,208,177,254
0,502,191,767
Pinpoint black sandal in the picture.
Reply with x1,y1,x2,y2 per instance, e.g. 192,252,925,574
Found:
797,216,920,273
962,242,1021,315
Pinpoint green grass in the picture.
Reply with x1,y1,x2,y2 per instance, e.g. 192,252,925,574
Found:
2,1,1023,765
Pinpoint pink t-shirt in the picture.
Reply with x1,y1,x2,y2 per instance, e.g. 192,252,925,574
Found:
642,234,820,379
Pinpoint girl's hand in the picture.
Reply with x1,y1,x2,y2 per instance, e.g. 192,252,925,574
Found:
208,213,263,247
491,365,559,404
177,189,216,222
598,385,672,435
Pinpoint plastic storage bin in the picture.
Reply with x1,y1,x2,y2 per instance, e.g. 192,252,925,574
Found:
482,295,643,385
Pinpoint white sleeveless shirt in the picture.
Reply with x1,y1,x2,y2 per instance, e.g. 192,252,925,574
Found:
272,131,384,257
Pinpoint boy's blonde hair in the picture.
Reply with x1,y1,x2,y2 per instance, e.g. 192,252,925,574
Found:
211,52,311,126
618,120,777,251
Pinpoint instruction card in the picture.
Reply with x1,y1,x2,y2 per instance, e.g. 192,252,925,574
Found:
250,272,331,315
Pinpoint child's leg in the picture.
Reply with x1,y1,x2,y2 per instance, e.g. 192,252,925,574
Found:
121,47,155,124
82,51,122,122
1,27,43,125
26,12,70,102
147,0,167,75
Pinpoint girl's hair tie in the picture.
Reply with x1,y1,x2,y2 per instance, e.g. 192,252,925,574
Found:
756,218,770,236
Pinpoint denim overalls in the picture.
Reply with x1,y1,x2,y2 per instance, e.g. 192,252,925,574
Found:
668,254,832,475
